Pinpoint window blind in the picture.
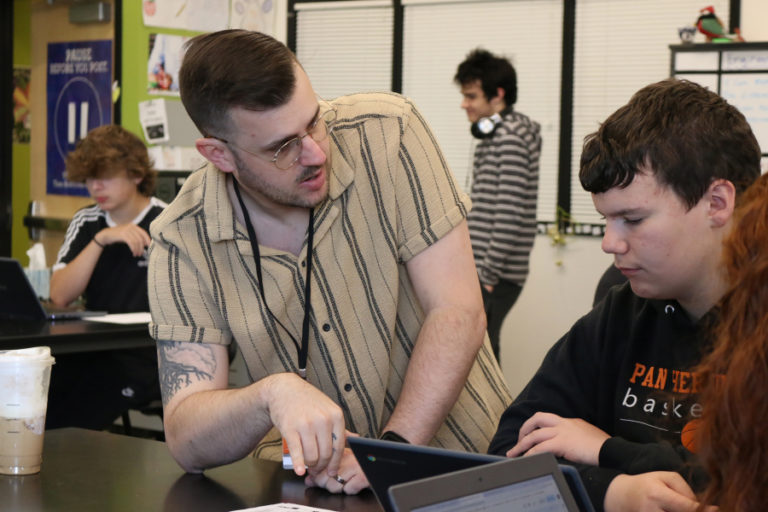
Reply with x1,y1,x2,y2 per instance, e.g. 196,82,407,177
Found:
570,0,729,225
295,1,394,100
402,0,563,222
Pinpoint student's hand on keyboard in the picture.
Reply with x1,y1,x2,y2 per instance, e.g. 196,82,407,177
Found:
506,411,609,465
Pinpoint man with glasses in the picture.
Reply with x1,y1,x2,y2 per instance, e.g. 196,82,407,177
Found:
147,29,511,494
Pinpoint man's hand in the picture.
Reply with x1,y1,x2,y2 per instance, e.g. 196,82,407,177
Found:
506,412,609,465
604,472,707,512
264,373,346,478
304,446,370,495
95,224,151,257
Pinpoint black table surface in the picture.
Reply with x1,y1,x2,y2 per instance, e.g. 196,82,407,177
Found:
0,428,382,512
0,319,153,355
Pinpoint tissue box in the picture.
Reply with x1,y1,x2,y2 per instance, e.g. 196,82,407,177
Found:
24,268,51,300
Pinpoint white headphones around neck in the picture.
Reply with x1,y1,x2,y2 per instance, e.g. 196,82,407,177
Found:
470,113,503,139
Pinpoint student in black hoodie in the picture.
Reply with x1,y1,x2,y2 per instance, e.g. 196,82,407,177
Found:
488,78,761,512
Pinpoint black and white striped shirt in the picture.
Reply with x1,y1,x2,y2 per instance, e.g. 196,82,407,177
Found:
467,110,541,287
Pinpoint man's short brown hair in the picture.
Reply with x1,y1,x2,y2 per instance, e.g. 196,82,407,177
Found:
65,125,156,197
179,29,297,139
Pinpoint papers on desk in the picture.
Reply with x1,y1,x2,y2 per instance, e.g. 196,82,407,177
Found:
232,505,335,512
84,312,152,324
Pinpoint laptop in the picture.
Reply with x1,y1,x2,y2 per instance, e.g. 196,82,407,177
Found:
349,437,594,512
388,453,582,512
0,257,106,321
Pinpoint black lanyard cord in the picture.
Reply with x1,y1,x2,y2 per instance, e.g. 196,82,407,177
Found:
232,179,314,378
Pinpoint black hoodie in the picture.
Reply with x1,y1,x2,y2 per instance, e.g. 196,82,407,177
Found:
489,282,714,510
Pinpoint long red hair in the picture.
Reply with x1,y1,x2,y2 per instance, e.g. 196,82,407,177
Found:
697,172,768,511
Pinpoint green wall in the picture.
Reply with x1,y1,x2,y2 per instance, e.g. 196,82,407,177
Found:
120,2,201,142
10,1,202,261
11,0,31,262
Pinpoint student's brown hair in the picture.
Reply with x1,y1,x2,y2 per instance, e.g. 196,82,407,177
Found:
580,78,760,207
65,124,156,196
696,172,768,511
179,29,297,140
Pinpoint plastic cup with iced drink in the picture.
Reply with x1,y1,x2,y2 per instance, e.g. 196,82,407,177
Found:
0,346,55,475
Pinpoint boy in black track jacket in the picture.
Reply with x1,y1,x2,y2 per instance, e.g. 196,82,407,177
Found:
488,78,761,512
46,125,166,430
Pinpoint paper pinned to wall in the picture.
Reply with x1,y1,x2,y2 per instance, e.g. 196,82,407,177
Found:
230,0,278,35
147,34,187,96
142,0,229,32
139,98,170,144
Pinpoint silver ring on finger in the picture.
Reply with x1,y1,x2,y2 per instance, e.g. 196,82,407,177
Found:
335,475,347,486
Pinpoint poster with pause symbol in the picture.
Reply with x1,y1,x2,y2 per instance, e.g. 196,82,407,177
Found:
46,40,112,196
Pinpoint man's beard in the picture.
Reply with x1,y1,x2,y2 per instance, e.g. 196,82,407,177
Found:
232,150,328,209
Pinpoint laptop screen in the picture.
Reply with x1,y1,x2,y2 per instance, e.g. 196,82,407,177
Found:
411,473,569,512
0,257,107,321
0,257,48,321
386,453,585,512
348,436,503,512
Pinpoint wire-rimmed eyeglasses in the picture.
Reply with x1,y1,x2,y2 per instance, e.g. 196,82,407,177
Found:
207,101,337,171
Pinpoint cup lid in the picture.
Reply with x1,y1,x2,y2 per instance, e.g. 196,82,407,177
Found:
0,346,55,365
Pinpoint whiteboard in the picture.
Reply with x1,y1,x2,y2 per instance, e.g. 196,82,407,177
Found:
675,51,719,71
721,73,768,153
722,50,768,71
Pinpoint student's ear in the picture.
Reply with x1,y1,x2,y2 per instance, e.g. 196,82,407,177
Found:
195,137,237,174
706,179,736,228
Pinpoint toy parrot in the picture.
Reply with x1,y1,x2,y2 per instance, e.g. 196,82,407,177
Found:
696,6,745,42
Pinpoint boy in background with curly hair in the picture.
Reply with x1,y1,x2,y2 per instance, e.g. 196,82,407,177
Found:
47,124,166,430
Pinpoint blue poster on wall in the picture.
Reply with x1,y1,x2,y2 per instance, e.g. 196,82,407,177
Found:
46,40,112,196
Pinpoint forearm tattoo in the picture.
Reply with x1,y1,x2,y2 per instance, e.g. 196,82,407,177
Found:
158,340,217,406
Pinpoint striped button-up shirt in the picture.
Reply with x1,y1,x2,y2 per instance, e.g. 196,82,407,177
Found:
148,92,512,461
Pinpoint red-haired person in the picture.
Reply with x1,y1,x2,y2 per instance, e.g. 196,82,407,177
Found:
696,172,768,511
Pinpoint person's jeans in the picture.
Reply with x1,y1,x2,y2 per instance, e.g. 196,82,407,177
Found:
481,279,522,363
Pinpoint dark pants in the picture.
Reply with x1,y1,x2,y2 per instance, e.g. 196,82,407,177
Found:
481,279,522,362
45,347,160,430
